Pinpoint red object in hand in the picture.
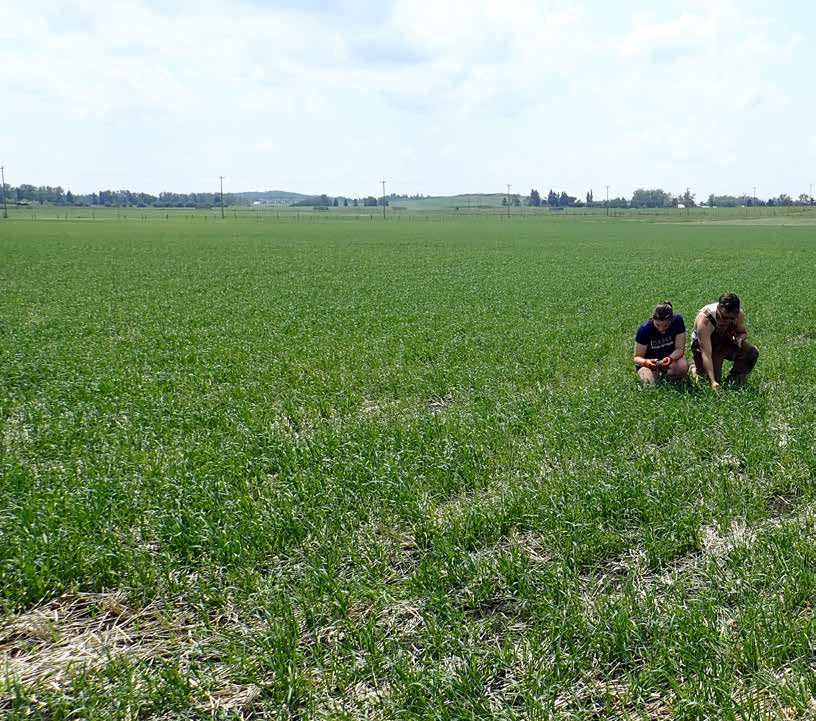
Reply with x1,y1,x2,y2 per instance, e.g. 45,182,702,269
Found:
645,359,657,370
661,356,673,367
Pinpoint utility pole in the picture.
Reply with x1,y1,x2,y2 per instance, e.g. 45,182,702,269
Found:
752,186,757,205
1,166,7,219
605,185,609,217
506,184,511,218
381,180,386,220
219,176,225,219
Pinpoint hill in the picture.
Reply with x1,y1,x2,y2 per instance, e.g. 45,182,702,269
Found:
390,193,508,210
233,190,309,203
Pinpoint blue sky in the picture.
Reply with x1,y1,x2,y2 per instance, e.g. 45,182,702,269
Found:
4,0,815,200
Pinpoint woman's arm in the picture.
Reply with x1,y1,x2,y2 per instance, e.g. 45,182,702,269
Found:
670,332,685,361
634,342,653,368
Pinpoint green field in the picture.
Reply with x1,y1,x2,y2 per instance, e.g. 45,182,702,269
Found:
2,216,816,719
7,202,816,223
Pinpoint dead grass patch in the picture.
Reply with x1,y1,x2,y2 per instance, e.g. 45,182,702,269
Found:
376,598,424,640
0,591,263,716
0,592,197,694
427,392,454,416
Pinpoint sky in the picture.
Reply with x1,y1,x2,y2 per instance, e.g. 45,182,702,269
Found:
4,0,815,200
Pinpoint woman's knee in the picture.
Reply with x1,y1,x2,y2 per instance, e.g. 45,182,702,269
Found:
638,366,658,384
669,357,689,376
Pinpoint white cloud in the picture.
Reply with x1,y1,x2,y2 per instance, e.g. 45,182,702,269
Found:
3,0,813,198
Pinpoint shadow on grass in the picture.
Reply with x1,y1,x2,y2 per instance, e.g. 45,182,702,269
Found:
635,375,766,398
635,375,702,395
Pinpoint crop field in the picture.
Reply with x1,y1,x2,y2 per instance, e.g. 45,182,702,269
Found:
7,203,816,223
2,216,816,719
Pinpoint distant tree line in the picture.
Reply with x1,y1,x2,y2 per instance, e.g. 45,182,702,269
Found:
524,186,815,209
5,184,239,208
3,182,813,209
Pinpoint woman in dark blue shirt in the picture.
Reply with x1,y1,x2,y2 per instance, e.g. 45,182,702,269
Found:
634,301,689,384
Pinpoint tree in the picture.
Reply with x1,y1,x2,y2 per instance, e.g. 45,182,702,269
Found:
65,190,74,204
528,189,541,207
707,194,751,208
352,198,358,207
332,198,339,207
631,189,672,208
682,188,696,207
502,197,507,206
547,189,557,206
586,190,593,205
343,198,348,207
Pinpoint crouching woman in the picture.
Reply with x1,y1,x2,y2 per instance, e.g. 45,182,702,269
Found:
634,301,689,384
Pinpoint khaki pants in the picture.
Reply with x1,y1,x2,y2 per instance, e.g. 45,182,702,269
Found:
691,335,758,384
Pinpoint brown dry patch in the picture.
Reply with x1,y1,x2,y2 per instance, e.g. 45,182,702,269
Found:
2,415,30,450
658,504,816,591
790,334,816,348
579,504,816,610
701,519,755,557
271,413,317,442
376,598,424,640
360,399,382,416
771,419,792,449
552,670,812,720
430,489,472,523
0,592,268,716
582,547,650,599
429,472,516,526
0,592,200,694
315,679,391,720
427,392,454,416
201,678,262,715
554,675,673,719
509,530,552,566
